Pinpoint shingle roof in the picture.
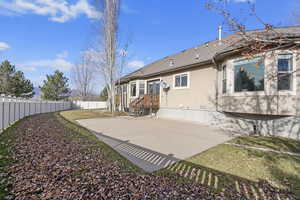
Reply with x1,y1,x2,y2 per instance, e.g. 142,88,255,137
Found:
121,25,300,83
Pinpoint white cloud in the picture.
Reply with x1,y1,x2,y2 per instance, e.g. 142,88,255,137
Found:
18,51,73,72
0,42,10,51
128,60,145,69
0,0,101,23
56,50,68,59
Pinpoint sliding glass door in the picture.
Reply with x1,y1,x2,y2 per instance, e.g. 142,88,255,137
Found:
147,79,160,95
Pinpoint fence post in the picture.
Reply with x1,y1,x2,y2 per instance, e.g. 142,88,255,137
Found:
23,100,25,118
34,101,36,115
13,97,16,122
29,100,31,116
18,98,20,120
8,96,11,125
1,95,4,132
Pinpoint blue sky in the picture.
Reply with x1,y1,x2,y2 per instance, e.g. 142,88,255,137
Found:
0,0,299,93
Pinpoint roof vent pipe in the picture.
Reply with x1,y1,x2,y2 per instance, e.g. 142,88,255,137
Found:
218,25,222,45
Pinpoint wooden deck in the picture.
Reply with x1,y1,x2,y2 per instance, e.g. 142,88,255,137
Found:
129,94,160,115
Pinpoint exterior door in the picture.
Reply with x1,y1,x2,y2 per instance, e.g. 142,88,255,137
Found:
147,79,160,111
147,79,160,95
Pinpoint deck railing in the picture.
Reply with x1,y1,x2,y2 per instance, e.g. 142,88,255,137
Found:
129,94,160,114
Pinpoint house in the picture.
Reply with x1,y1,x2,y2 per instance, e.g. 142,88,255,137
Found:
117,25,300,139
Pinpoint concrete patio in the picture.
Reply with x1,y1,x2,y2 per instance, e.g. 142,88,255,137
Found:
77,117,234,172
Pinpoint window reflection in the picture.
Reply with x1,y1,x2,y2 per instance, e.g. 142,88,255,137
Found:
234,57,265,92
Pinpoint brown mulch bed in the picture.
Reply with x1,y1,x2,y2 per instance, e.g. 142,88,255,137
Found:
1,114,298,200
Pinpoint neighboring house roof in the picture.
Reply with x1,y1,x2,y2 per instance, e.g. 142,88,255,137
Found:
121,25,300,83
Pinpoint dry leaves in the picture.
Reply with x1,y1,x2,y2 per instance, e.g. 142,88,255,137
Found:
3,114,297,200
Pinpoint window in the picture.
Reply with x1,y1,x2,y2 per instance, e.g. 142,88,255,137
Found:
130,82,136,97
234,57,265,92
122,84,127,93
148,80,160,94
278,54,293,91
116,86,121,95
139,82,145,96
222,65,227,94
174,73,188,88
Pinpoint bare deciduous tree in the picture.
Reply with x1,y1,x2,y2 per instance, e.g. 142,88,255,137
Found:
90,0,132,112
206,0,300,53
206,0,300,78
71,53,95,100
93,0,120,113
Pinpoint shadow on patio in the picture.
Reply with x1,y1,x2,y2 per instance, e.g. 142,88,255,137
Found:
91,129,297,200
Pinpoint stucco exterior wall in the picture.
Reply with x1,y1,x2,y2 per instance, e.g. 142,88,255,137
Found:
218,50,300,116
157,108,300,140
160,65,217,110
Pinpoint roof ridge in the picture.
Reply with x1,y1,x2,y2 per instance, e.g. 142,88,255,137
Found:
245,24,300,33
139,25,300,68
120,25,300,82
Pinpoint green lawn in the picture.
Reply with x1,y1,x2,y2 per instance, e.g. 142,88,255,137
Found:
230,135,300,153
185,136,300,196
60,109,127,123
0,121,19,199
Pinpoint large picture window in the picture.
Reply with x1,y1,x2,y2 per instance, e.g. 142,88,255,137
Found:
234,57,265,92
278,54,293,91
130,82,136,97
174,73,188,88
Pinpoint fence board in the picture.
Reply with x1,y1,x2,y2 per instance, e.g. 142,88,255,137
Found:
20,102,25,119
0,102,3,131
9,102,15,124
3,102,10,130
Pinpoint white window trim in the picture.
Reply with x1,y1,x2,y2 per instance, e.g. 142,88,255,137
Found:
145,77,163,106
276,53,297,95
222,65,227,94
130,81,137,98
173,72,190,89
220,61,231,97
138,80,146,96
222,50,297,97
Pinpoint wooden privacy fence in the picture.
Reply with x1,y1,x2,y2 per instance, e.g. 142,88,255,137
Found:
0,95,71,133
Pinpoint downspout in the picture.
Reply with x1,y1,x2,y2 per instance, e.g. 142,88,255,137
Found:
214,25,222,112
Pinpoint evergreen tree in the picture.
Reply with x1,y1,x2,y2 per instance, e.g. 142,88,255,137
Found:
0,60,35,98
40,70,70,101
99,87,108,101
